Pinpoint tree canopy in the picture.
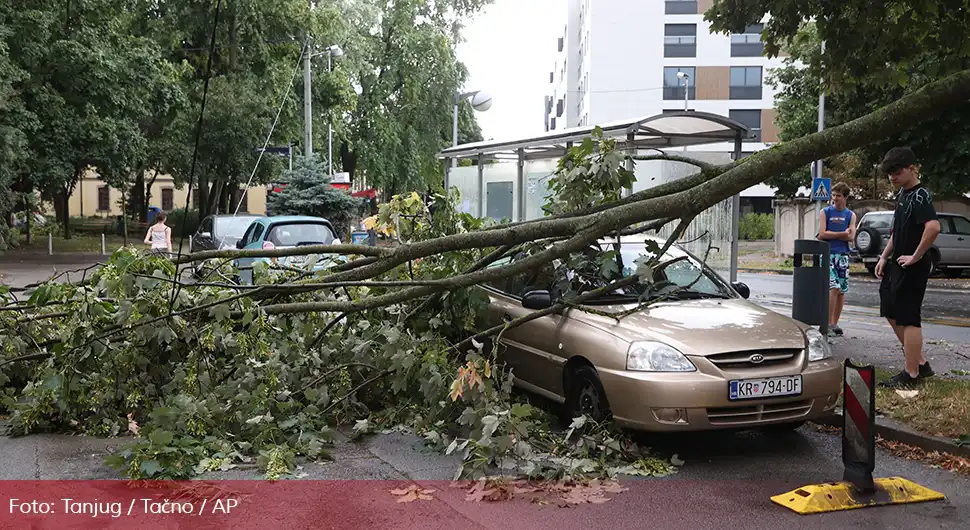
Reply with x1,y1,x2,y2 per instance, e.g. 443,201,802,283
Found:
0,0,489,245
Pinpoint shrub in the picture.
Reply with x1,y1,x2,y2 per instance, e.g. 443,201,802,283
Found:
739,212,774,240
166,208,200,238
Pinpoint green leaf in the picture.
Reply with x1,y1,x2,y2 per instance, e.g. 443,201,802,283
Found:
139,460,163,478
148,429,174,446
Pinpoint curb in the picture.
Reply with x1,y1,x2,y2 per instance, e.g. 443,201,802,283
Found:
0,253,108,265
738,267,872,278
813,410,970,459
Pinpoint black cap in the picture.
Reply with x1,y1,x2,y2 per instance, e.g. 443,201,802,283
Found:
880,147,918,174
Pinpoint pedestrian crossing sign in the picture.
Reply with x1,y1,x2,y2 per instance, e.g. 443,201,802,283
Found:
812,177,831,202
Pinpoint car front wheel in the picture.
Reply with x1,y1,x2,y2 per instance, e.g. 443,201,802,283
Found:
565,365,611,424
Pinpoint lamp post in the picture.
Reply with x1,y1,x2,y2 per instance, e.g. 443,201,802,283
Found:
302,39,345,173
451,90,493,168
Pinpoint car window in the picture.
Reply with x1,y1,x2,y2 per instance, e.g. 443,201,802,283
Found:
952,216,970,235
862,213,893,230
240,223,256,246
939,217,954,234
507,253,555,297
199,217,213,234
616,243,729,298
265,222,335,246
217,216,259,238
251,224,266,244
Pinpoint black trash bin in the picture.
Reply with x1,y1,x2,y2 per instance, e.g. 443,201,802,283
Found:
791,239,830,335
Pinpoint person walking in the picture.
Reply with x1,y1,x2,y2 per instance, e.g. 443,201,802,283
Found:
874,147,941,387
817,182,856,337
143,211,173,255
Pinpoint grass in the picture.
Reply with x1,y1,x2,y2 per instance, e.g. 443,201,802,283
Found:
873,369,970,440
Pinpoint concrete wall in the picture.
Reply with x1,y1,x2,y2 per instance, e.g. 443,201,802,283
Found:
773,196,970,256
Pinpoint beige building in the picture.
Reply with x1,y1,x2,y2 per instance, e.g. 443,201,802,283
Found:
68,169,269,218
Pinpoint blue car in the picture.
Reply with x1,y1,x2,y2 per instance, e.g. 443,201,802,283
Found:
234,215,342,277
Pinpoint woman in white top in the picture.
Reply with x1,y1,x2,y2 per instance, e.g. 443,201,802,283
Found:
143,211,173,254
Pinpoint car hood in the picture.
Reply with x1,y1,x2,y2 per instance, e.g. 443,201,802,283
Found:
572,298,808,355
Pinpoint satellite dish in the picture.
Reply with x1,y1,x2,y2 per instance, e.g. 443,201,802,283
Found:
470,91,493,112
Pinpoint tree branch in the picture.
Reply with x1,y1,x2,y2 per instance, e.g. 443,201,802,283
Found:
630,154,714,170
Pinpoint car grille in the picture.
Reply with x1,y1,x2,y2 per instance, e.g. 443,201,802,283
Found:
706,399,813,426
706,349,802,369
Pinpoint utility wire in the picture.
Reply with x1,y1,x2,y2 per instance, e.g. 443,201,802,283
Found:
167,0,223,314
229,38,308,222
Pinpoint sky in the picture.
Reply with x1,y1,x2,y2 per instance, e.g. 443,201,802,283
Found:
456,0,562,142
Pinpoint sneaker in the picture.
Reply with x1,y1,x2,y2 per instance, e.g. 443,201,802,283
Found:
827,328,837,338
831,325,844,336
919,361,935,378
878,370,922,388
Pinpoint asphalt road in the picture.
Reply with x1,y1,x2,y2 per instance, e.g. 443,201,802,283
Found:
0,426,967,528
739,272,970,322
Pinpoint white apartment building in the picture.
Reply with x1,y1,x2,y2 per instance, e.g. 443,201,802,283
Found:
544,0,787,156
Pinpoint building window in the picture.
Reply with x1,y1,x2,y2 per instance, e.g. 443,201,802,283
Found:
550,117,557,130
665,0,698,15
557,37,564,52
730,66,763,99
731,23,765,57
664,24,697,58
663,67,695,100
729,110,762,142
161,188,174,211
97,186,110,212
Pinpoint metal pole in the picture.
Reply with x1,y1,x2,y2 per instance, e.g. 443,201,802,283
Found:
730,135,743,283
813,40,825,235
101,233,105,255
451,93,460,169
683,77,689,111
303,37,313,157
873,164,878,200
289,143,293,171
48,233,52,255
328,52,333,176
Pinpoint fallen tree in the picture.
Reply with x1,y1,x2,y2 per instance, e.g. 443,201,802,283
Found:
3,67,970,481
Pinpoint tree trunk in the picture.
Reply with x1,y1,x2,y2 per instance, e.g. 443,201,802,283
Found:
208,180,224,215
197,176,210,217
59,190,72,239
144,170,158,221
131,171,145,222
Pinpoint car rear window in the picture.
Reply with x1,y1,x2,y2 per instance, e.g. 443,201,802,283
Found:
216,217,260,237
265,222,335,247
863,213,893,229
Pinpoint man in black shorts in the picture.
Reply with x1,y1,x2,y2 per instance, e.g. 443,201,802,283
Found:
875,147,942,387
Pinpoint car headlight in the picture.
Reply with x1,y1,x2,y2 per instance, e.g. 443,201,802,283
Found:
626,341,696,372
805,327,831,361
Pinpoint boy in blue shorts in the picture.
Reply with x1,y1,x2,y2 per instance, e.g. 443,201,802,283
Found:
817,182,856,337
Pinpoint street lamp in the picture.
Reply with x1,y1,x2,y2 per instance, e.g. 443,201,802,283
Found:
303,39,345,178
677,71,690,111
452,90,493,168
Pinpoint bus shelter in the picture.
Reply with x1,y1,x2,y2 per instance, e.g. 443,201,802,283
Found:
437,111,751,282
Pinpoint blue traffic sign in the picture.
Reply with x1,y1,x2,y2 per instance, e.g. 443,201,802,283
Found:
811,177,831,202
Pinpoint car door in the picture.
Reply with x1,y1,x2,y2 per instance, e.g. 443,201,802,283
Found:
193,216,214,252
234,222,263,270
950,215,970,263
934,216,961,265
482,255,566,397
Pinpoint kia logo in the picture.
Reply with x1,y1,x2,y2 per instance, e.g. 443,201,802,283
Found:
749,354,765,364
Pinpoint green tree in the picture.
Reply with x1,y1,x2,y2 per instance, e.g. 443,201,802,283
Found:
266,154,364,237
339,0,491,198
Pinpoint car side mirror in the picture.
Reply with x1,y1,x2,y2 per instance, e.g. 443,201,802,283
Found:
199,231,212,239
732,281,750,299
236,239,245,249
522,290,553,310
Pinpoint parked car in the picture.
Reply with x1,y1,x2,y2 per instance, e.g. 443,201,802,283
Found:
476,234,842,433
853,211,970,277
189,214,265,277
233,215,341,280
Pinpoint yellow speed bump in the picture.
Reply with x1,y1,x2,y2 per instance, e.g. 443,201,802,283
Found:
771,477,946,514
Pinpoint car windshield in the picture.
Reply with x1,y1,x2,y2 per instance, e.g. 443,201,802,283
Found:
216,217,259,238
265,222,335,247
603,242,731,302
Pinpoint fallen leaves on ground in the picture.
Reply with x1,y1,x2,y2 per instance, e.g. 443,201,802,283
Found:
462,477,628,506
808,422,970,476
390,484,436,503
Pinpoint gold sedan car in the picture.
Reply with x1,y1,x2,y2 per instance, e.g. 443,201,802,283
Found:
480,235,842,432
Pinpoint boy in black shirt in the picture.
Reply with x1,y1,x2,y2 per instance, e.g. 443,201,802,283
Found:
875,147,942,387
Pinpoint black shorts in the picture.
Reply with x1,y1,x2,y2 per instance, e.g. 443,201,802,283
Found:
879,258,931,327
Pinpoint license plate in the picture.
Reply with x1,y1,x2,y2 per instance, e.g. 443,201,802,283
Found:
729,375,802,400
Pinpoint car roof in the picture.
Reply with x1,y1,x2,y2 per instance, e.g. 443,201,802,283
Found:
865,211,963,217
265,215,332,223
